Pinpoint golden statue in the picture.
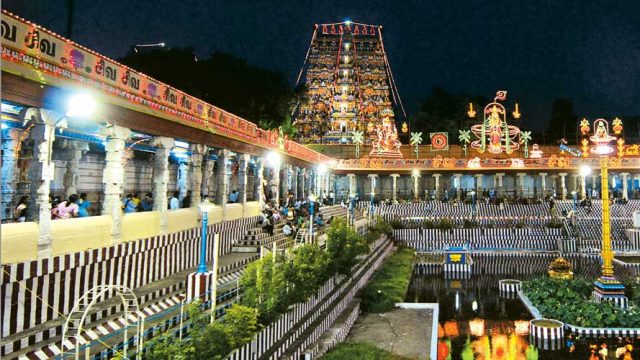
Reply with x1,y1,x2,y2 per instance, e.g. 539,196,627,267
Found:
548,257,574,279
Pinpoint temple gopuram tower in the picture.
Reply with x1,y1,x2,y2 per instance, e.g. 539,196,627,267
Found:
293,21,406,144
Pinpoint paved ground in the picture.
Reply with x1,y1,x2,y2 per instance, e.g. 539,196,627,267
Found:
347,308,433,360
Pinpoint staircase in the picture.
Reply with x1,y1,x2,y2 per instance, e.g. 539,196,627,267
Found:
232,221,290,253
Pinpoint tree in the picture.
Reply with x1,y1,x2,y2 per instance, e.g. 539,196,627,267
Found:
326,217,369,276
286,244,331,303
222,304,259,349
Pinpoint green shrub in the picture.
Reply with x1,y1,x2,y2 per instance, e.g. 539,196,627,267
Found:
522,277,640,328
436,218,454,231
463,219,479,228
389,218,404,229
547,219,563,228
360,247,414,313
327,217,369,275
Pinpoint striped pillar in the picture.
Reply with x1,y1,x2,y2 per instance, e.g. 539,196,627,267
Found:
529,319,564,351
186,272,215,303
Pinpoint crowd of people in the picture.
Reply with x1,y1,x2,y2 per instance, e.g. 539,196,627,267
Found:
257,191,332,241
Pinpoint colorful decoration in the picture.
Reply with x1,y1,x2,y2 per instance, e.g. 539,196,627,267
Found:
469,318,485,337
469,90,523,155
520,130,531,158
580,118,591,134
410,132,423,159
352,130,364,158
512,102,521,119
430,132,449,151
467,157,482,168
589,119,616,155
401,121,409,133
617,138,626,157
458,129,471,157
467,102,476,118
369,117,402,158
612,117,623,135
529,144,543,159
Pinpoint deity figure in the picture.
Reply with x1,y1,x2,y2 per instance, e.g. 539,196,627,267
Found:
487,105,504,153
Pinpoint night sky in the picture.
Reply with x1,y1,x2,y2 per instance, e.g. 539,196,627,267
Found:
4,0,640,130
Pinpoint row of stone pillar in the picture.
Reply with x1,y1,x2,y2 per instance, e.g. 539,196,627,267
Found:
340,172,640,201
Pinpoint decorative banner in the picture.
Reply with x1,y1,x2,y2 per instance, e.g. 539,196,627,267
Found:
430,132,449,151
320,23,377,36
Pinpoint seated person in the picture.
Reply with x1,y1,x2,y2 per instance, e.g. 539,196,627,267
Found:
283,222,293,236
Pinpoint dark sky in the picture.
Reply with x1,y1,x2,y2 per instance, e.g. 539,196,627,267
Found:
4,0,640,130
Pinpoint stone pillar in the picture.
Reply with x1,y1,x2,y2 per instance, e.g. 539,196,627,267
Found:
299,168,306,199
27,109,62,258
61,140,89,198
215,149,230,207
621,172,630,200
454,173,463,201
202,155,215,201
101,125,131,244
580,174,587,200
271,164,281,208
390,174,400,202
1,128,19,222
412,173,421,200
153,137,174,234
177,160,189,204
516,173,526,197
237,153,250,205
433,173,442,198
291,166,299,200
495,173,505,196
189,144,206,204
539,173,547,198
253,157,265,208
592,175,598,198
368,174,378,196
474,174,483,198
570,174,579,197
559,173,567,200
347,173,357,196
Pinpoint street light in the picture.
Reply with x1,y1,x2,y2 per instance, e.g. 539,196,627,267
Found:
579,165,592,199
266,151,281,169
470,190,477,216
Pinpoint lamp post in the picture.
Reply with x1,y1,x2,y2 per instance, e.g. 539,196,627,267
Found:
470,191,476,217
308,194,317,236
370,192,375,222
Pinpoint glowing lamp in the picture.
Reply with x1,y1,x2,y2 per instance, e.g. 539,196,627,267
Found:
467,102,476,118
317,163,327,174
266,151,281,169
512,102,521,119
580,118,591,134
469,318,485,337
514,320,529,336
612,117,623,135
579,165,591,177
401,121,408,133
66,93,97,118
412,169,420,177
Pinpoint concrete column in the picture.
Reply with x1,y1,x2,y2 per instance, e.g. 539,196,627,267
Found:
61,140,89,198
570,174,579,197
347,173,357,196
291,166,299,200
202,156,215,201
412,173,421,200
101,125,131,244
253,157,265,208
580,174,587,200
621,172,630,200
454,173,463,200
390,174,400,202
153,137,174,234
495,173,505,196
27,109,61,258
592,175,598,197
433,173,442,198
539,173,547,197
215,149,230,207
271,164,281,208
517,173,526,197
237,153,250,204
1,128,19,221
189,144,206,204
368,174,378,196
559,173,567,200
474,174,483,198
177,160,189,204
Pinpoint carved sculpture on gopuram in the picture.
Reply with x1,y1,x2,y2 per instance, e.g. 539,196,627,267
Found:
369,117,402,158
468,90,523,155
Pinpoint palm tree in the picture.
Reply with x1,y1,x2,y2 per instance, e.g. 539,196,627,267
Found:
520,131,532,158
353,130,364,158
410,132,423,159
459,129,471,157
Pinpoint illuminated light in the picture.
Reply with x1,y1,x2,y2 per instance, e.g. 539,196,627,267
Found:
512,102,521,119
0,123,7,130
514,320,530,336
467,157,481,168
266,151,281,169
401,121,408,133
580,118,591,134
579,165,591,177
344,18,352,26
444,321,459,337
317,163,327,174
612,117,623,135
529,143,543,158
174,140,189,149
510,158,524,168
467,102,476,118
65,93,97,118
412,169,420,177
469,318,485,337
